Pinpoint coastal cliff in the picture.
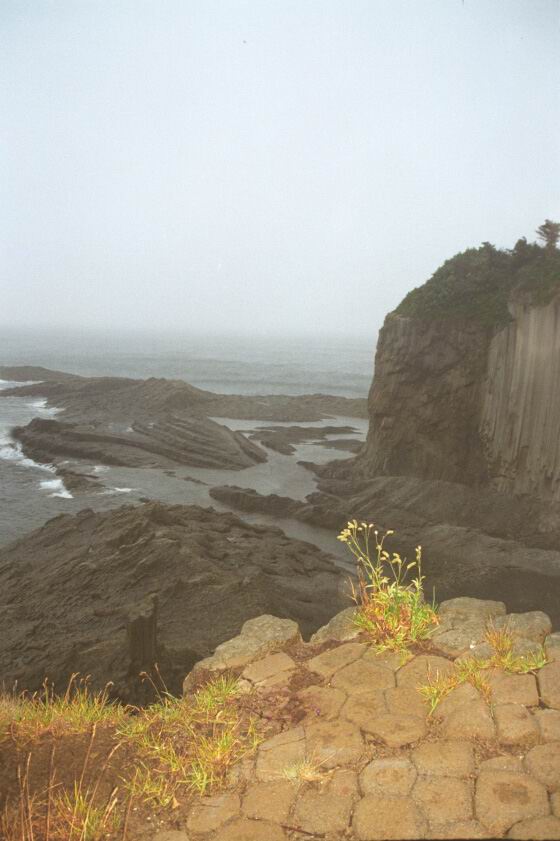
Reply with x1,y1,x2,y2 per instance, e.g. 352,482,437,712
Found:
360,241,560,501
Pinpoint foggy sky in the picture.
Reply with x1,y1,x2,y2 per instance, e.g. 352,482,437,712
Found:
1,0,559,338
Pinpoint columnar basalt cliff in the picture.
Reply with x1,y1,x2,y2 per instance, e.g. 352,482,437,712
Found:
360,242,560,503
361,314,490,485
481,294,560,500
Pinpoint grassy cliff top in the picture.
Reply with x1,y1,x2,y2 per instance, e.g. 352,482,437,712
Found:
395,240,560,328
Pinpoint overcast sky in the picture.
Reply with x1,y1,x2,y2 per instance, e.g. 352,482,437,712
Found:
1,0,559,338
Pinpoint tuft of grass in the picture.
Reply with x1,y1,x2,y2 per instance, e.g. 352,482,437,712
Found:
483,623,548,674
118,676,262,801
0,675,125,744
338,521,439,652
418,621,548,714
282,755,330,785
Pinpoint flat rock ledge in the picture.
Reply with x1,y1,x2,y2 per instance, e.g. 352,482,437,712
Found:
163,598,560,841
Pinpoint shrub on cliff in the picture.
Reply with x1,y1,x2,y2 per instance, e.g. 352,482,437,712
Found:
395,232,560,326
337,520,438,651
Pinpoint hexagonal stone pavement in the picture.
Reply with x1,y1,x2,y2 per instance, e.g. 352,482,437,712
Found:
167,600,560,841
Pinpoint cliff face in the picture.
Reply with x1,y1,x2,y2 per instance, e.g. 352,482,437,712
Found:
362,291,560,501
361,314,490,485
481,295,560,500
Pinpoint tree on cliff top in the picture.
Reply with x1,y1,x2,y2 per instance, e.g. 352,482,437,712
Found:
395,232,560,326
536,219,560,250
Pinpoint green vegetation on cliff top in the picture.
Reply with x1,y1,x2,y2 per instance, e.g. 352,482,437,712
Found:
396,234,560,327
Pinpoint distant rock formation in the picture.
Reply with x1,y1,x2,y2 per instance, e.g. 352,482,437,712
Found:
0,366,367,473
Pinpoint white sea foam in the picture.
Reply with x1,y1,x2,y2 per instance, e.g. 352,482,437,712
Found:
104,486,135,495
93,465,109,473
39,478,73,499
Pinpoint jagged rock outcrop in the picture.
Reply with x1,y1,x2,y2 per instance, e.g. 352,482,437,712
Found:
0,502,346,699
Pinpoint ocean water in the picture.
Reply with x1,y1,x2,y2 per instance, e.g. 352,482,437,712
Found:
0,327,375,397
0,329,373,559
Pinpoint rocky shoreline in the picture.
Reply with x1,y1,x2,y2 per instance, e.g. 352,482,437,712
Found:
0,365,367,479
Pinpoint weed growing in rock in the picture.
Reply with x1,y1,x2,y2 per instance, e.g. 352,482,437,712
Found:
338,520,439,651
419,623,549,714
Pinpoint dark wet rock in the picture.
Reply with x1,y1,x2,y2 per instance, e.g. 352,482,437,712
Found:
0,502,346,700
244,424,359,455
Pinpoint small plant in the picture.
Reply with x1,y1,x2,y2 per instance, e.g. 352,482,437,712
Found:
484,623,548,674
282,754,331,785
338,520,438,651
418,621,548,714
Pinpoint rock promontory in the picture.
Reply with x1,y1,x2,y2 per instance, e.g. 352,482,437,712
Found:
0,502,346,700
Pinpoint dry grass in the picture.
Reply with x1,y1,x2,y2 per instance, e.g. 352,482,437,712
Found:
0,674,263,841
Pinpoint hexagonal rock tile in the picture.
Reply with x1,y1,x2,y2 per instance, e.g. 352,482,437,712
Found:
456,642,495,663
352,794,428,840
438,597,506,623
495,704,540,746
364,712,427,748
545,632,560,663
329,767,360,797
479,755,525,773
494,611,552,643
431,622,487,658
533,709,560,741
256,726,306,781
213,818,286,841
297,685,346,721
488,671,539,707
441,699,496,740
305,642,366,680
427,820,493,839
436,682,482,718
242,780,296,823
242,652,295,685
361,647,405,671
411,740,475,778
396,654,455,687
524,742,560,791
340,690,387,732
331,658,396,695
475,770,550,835
186,792,240,833
506,816,560,839
184,615,301,690
412,776,473,824
310,607,360,644
384,684,430,718
360,757,417,796
304,719,364,768
291,771,356,835
538,660,560,710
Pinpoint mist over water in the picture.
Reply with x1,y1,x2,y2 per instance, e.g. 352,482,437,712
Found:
0,327,375,398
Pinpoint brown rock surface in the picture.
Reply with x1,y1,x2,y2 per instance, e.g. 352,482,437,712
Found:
475,770,550,835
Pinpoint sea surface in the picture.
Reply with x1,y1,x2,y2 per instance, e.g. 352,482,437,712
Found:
0,328,374,563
